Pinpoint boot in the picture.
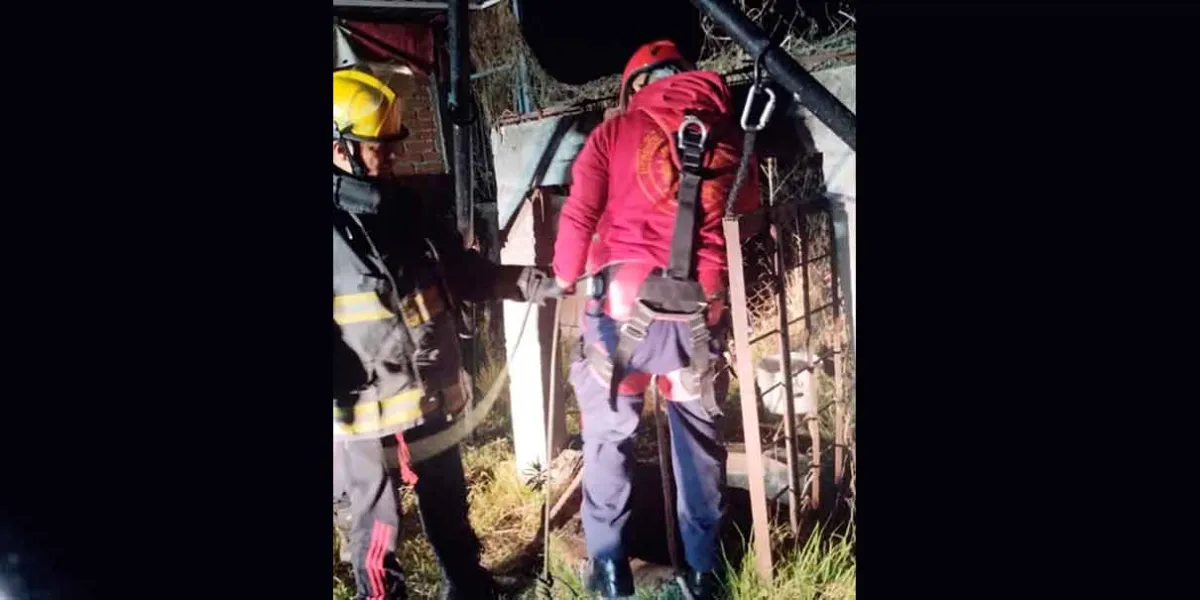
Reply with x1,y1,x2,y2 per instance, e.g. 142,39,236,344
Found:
585,557,635,599
683,570,722,600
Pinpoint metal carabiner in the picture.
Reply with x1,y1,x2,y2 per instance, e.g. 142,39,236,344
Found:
741,84,777,133
741,49,777,132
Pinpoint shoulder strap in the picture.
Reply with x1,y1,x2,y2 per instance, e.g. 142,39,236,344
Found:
667,115,709,281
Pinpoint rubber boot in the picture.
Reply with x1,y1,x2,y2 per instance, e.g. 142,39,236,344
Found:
585,558,635,599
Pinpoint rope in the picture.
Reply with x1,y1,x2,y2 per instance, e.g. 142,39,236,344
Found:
406,272,589,460
724,128,758,216
538,297,565,598
405,300,536,464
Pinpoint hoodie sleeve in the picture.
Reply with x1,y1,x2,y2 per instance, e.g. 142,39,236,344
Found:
553,119,614,287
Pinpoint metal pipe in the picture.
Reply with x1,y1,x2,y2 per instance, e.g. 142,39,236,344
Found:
799,223,821,512
470,63,513,80
827,205,847,485
332,0,504,10
770,214,802,536
542,297,564,582
688,0,856,151
448,0,474,245
453,125,472,244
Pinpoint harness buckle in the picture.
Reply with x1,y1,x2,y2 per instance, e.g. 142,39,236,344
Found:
620,320,648,343
677,115,708,152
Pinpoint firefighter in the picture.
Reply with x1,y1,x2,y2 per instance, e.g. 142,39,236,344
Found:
549,41,762,599
332,66,556,600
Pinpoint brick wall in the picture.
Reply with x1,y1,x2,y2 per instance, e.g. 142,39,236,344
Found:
391,74,448,177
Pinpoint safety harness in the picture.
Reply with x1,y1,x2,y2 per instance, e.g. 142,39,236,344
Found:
586,115,722,418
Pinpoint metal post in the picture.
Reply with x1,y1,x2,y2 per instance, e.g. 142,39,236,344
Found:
510,0,536,114
688,0,856,150
834,342,846,485
767,161,801,536
827,211,846,484
723,216,773,581
448,0,474,246
799,223,820,512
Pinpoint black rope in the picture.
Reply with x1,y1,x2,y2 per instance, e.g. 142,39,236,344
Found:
653,383,685,577
724,129,757,216
724,48,771,216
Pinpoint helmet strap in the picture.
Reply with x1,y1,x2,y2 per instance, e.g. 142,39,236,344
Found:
338,137,368,178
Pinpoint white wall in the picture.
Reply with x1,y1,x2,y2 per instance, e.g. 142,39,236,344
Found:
799,65,856,351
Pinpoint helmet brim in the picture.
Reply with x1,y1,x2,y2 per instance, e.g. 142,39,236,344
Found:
333,123,410,144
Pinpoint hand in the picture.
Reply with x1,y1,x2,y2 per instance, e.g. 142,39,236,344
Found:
518,267,565,306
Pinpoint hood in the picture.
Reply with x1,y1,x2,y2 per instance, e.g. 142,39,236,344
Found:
626,70,732,139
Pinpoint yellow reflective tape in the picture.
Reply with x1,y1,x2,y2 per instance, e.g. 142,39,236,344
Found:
333,288,445,328
333,292,396,325
414,288,446,322
334,388,428,435
334,307,397,325
333,292,379,307
334,388,424,418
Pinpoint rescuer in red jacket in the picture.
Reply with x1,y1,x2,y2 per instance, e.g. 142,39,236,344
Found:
552,40,762,599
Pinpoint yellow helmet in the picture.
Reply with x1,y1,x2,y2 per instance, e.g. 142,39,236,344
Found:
333,68,406,142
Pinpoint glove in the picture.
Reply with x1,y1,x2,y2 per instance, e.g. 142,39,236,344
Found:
516,267,565,306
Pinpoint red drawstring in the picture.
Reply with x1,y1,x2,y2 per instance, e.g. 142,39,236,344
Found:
394,433,420,486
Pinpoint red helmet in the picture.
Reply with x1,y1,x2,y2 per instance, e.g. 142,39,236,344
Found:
619,39,690,108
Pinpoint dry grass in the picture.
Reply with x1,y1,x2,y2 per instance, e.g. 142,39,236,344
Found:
468,0,856,122
697,0,857,76
466,440,545,569
468,2,623,125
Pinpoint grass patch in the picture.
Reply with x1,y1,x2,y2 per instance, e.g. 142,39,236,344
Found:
725,525,856,600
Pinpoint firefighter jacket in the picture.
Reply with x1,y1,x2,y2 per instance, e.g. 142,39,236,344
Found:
333,170,524,441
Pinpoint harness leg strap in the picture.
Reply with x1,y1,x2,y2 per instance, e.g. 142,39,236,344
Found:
687,314,722,419
609,304,654,411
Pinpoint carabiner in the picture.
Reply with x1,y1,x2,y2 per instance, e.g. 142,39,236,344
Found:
741,84,777,132
742,49,776,132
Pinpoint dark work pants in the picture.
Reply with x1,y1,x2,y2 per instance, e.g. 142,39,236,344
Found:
571,311,728,574
333,420,489,600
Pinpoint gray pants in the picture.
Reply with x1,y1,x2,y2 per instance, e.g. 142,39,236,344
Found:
333,421,489,600
571,310,728,574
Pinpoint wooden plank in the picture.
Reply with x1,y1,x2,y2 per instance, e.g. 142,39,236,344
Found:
723,216,773,581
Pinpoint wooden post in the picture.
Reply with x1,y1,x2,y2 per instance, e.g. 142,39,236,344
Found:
723,216,773,581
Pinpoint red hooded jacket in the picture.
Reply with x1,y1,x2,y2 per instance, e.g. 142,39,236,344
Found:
553,70,761,320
